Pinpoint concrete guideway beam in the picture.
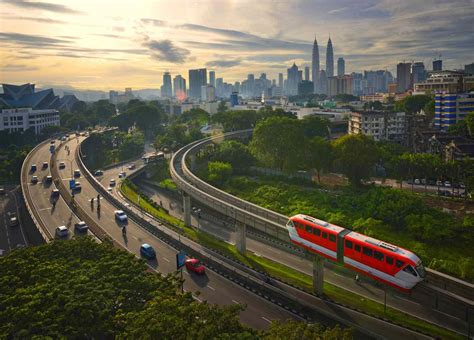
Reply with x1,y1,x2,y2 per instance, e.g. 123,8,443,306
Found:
183,193,191,227
235,221,246,254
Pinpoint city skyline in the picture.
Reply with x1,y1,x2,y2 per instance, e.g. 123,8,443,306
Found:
1,0,473,90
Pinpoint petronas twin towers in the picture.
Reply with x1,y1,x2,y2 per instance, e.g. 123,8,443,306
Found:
312,36,334,93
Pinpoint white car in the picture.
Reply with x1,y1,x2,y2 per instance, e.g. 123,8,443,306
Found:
114,210,127,222
55,226,69,238
110,178,116,186
107,187,113,192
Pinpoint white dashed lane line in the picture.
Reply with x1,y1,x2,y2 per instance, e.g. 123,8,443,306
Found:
261,317,272,323
163,257,170,262
232,299,239,304
207,285,215,291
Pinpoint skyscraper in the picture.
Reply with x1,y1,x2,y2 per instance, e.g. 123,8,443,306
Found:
433,59,442,71
326,37,334,78
173,75,186,100
304,66,310,81
337,57,345,77
312,36,320,93
287,63,300,96
278,73,283,88
188,68,207,99
161,72,172,98
209,70,216,88
319,70,327,95
396,62,412,93
412,62,426,83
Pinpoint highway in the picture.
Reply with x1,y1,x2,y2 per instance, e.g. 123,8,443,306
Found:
22,138,91,241
0,187,28,255
54,136,299,330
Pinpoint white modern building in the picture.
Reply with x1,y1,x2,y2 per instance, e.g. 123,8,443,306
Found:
1,108,60,134
348,111,407,143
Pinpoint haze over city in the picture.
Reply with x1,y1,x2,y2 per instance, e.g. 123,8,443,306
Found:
1,0,473,90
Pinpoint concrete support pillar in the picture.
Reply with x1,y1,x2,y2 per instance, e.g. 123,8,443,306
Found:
183,193,191,227
235,221,246,254
190,154,196,171
312,254,324,295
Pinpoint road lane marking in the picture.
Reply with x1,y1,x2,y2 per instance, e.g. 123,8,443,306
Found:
207,285,215,291
163,257,170,262
232,299,239,304
261,317,272,323
38,207,52,212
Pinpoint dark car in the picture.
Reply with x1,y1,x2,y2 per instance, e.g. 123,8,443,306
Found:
140,243,156,259
74,221,89,233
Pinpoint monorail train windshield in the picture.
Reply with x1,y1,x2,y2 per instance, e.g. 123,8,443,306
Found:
416,263,426,278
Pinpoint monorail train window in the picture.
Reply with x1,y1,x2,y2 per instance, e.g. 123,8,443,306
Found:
313,228,321,236
354,244,361,252
403,265,417,276
322,232,327,239
362,247,373,257
329,234,336,242
374,250,384,261
345,240,353,249
396,260,405,268
306,225,312,233
386,256,394,265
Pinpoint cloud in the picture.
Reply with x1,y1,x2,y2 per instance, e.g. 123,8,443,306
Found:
206,59,241,68
0,32,71,47
0,14,66,24
142,39,190,63
141,18,166,26
2,64,39,72
2,0,82,14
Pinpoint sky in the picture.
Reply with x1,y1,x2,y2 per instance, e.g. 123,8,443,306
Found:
0,0,473,91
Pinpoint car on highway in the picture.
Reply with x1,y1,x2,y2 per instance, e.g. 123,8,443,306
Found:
73,182,81,191
0,187,5,195
55,226,69,238
42,162,49,169
9,213,19,227
110,178,116,186
45,175,53,184
30,164,37,172
74,221,89,233
444,181,451,187
128,164,136,170
31,176,38,184
107,187,113,192
61,136,67,141
140,243,156,259
50,139,55,144
51,189,60,198
94,170,104,176
118,171,126,178
185,258,205,274
114,210,127,222
74,169,81,177
59,162,66,169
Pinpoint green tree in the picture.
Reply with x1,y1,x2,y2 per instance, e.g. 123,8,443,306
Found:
301,115,330,139
217,100,227,113
363,101,383,110
250,117,304,172
306,137,332,183
465,112,474,137
394,95,432,114
212,140,255,171
332,134,378,185
212,110,259,131
263,320,352,340
208,161,233,184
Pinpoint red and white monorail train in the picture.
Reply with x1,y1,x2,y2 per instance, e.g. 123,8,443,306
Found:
287,214,426,291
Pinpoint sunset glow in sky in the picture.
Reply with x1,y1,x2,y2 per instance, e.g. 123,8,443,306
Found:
1,0,473,90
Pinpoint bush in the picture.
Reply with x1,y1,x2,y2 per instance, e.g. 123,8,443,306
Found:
208,161,233,185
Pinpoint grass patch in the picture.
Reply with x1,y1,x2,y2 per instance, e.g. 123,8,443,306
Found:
120,180,462,339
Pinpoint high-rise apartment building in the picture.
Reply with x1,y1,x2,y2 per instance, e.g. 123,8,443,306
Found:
209,70,216,87
433,59,442,71
327,75,353,96
396,62,412,93
348,111,407,143
326,37,334,77
312,37,320,93
435,93,474,131
201,85,215,102
161,72,172,98
319,70,328,95
278,73,283,88
465,63,474,75
173,75,186,100
188,68,207,99
337,57,345,76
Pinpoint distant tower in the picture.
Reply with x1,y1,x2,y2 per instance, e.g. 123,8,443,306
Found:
326,36,334,77
162,72,172,97
312,36,320,93
337,57,345,76
209,70,216,87
278,73,283,88
433,58,442,71
304,66,310,81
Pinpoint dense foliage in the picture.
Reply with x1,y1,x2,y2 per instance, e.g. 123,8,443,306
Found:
83,130,144,169
0,237,350,338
